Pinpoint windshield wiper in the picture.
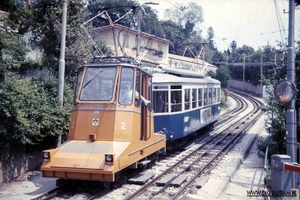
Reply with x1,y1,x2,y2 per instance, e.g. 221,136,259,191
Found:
82,69,103,88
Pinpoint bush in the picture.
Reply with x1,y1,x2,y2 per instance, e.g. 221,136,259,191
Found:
0,74,73,161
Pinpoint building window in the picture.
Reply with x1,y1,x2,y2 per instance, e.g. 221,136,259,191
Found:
123,33,129,48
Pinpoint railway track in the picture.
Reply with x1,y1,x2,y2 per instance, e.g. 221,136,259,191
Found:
119,93,264,199
33,91,264,200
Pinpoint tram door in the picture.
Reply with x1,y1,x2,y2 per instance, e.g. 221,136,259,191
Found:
136,70,151,141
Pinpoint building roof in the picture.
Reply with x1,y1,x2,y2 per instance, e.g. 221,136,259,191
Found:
106,45,159,65
95,23,172,44
168,53,217,69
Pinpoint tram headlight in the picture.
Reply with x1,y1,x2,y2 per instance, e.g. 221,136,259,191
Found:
105,154,113,163
43,152,50,159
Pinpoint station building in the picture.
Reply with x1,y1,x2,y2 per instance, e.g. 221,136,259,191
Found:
92,23,217,73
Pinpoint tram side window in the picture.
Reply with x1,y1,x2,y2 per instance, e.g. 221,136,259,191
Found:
217,88,221,102
185,89,190,110
153,91,168,113
204,88,208,106
171,90,182,112
213,88,216,103
192,89,197,108
208,88,212,104
198,88,202,107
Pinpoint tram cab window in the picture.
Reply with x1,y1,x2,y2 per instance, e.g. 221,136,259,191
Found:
184,89,190,110
75,68,84,101
135,70,141,107
171,90,182,112
204,88,208,106
80,67,116,101
119,67,134,105
153,91,168,113
147,77,152,111
198,88,202,107
192,89,197,108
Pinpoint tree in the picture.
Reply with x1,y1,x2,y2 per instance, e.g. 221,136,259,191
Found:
206,70,216,79
256,40,300,166
160,20,186,55
229,40,237,53
28,0,92,79
87,0,138,28
216,65,230,88
0,75,73,159
141,5,164,38
164,2,203,30
0,0,91,162
206,27,215,50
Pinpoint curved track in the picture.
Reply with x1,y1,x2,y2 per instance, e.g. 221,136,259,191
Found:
33,91,264,200
119,92,264,200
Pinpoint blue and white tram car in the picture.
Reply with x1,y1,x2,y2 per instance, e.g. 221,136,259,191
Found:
150,68,221,145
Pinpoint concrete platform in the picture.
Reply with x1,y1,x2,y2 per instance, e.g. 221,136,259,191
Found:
179,142,265,200
0,171,57,200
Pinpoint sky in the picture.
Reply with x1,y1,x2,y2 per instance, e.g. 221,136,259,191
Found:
137,0,300,51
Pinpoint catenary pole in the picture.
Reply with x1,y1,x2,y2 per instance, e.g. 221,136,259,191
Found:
286,0,296,188
57,0,67,147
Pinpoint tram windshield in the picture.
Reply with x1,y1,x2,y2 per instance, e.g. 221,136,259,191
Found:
79,67,116,101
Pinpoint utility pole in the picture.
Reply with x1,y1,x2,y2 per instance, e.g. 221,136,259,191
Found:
57,0,67,147
135,2,158,57
243,54,245,91
202,43,205,70
136,7,142,57
226,49,229,68
286,0,296,188
260,51,263,97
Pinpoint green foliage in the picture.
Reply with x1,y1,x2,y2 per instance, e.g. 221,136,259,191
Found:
256,44,299,163
141,5,164,38
0,74,73,160
0,1,79,160
19,0,93,79
164,2,203,29
216,65,231,88
206,70,216,79
206,27,215,50
88,0,138,28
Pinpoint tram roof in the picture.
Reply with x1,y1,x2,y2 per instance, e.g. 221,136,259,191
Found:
152,72,220,85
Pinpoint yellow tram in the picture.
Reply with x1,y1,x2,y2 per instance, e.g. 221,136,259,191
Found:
41,57,166,184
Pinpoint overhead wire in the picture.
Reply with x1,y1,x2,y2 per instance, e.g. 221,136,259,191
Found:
274,0,286,45
163,0,230,50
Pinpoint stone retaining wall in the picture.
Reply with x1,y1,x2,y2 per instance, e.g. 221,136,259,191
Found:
0,152,42,183
229,79,267,97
